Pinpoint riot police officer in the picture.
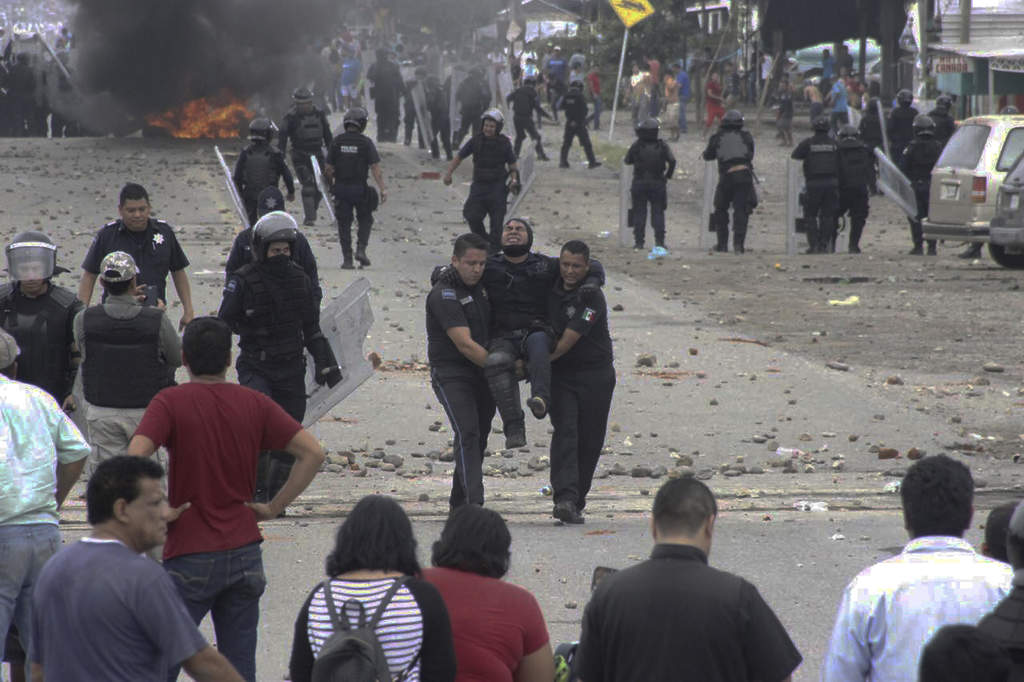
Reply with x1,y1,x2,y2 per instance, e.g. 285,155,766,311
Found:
559,78,601,169
233,118,295,226
929,94,956,148
792,115,840,253
218,211,341,500
887,89,918,168
426,233,496,509
454,66,492,147
0,231,82,409
625,118,676,251
702,109,755,253
367,48,404,143
325,107,387,269
279,87,332,227
443,109,519,251
858,97,884,194
900,115,943,255
424,74,452,160
836,125,873,253
506,76,551,160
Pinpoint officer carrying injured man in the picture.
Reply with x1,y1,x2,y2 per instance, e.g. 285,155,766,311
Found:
232,117,295,227
625,118,676,254
325,107,388,270
218,212,341,505
279,87,332,227
443,109,520,252
703,110,756,254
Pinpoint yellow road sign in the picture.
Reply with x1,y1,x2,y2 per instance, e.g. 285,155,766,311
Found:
609,0,655,28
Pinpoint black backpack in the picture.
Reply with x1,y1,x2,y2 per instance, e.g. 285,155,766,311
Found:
311,576,415,682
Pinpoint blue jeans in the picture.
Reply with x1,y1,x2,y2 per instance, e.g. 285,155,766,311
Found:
0,524,59,666
678,96,689,133
164,542,266,682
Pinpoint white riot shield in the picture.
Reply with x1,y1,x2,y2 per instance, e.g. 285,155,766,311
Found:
310,155,337,223
700,161,717,251
303,277,374,427
874,148,918,218
876,98,890,159
508,148,535,216
619,162,633,247
410,81,434,144
847,107,862,129
488,66,500,113
785,159,805,256
214,146,250,230
361,75,376,139
449,67,467,141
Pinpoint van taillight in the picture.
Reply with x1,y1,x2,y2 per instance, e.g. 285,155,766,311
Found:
972,176,987,203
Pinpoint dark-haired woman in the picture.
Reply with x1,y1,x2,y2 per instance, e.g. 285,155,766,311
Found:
289,495,456,682
423,506,553,682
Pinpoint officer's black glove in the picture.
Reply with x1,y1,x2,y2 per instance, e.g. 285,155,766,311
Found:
508,175,522,195
317,364,343,388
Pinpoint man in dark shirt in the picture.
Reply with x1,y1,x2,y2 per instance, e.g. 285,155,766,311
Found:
78,183,194,330
577,477,802,682
547,240,614,525
977,502,1024,673
426,233,495,509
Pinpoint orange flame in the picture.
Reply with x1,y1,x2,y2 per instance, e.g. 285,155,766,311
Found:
145,91,254,139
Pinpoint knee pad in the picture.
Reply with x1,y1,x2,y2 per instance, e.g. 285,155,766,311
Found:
484,349,516,376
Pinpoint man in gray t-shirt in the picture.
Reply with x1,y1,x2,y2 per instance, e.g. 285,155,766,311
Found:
30,456,242,681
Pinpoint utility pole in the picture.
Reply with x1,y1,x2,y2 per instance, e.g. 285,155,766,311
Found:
960,0,971,44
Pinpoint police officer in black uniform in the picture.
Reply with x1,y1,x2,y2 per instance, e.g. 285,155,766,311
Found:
453,66,492,147
559,78,601,169
233,118,295,226
218,211,341,501
900,114,943,256
444,109,519,251
702,110,756,253
625,118,676,251
425,74,452,160
403,66,428,149
426,233,496,509
929,94,956,148
888,89,919,168
367,48,404,143
279,87,332,227
0,231,82,410
547,239,614,526
792,115,840,253
326,107,388,269
507,76,551,160
858,97,884,194
836,125,873,253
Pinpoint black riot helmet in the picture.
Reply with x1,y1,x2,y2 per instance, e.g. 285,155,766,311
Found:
896,89,913,107
812,114,831,133
569,78,584,91
248,117,274,143
913,114,936,137
721,109,744,129
635,117,660,141
292,87,314,105
838,124,860,140
6,231,59,282
251,211,299,262
1002,106,1021,115
935,94,953,111
523,76,536,87
343,107,368,133
481,108,504,134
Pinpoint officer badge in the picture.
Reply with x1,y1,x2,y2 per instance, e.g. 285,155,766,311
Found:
566,305,576,318
153,233,165,246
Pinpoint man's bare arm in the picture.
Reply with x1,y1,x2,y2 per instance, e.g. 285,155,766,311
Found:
446,326,488,367
56,458,86,508
77,271,98,306
170,269,194,330
248,429,325,520
127,434,158,457
181,645,245,682
549,328,582,362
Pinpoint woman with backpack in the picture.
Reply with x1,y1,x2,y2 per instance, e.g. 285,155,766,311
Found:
423,506,554,682
289,495,456,681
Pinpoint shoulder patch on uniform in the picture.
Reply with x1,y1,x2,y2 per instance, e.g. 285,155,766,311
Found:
104,220,118,228
441,288,457,300
459,295,474,305
582,308,596,322
225,278,239,293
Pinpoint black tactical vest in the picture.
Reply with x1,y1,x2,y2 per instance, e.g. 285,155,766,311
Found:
472,134,510,183
804,135,839,179
237,261,309,360
633,141,667,181
0,283,79,401
510,87,535,118
905,138,943,183
332,132,371,184
242,145,276,196
717,130,749,165
293,110,326,151
82,305,173,408
838,140,873,188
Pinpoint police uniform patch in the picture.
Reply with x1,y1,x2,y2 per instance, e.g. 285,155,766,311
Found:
566,305,576,318
225,278,238,293
582,308,595,322
442,288,457,300
460,295,474,305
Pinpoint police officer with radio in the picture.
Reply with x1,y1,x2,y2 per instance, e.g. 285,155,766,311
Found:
0,231,82,410
625,118,676,251
887,89,918,168
559,78,601,169
218,211,341,500
325,107,387,270
792,115,840,253
836,125,873,253
900,115,942,256
279,87,332,226
702,109,755,253
233,118,295,226
443,109,519,251
507,76,551,160
426,232,496,509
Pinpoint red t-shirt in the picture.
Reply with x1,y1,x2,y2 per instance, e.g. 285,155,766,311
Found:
134,382,302,560
586,71,601,96
422,567,549,682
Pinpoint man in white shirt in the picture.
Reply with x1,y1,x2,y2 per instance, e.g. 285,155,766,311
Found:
822,455,1013,681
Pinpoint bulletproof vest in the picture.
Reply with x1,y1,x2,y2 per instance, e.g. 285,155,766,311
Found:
838,139,873,188
859,116,883,146
81,305,173,408
905,138,943,183
484,254,554,331
633,140,667,181
0,283,79,401
510,87,535,117
563,91,586,122
471,134,510,183
929,109,955,144
889,106,918,144
237,261,308,359
804,134,839,179
332,132,371,184
292,110,326,151
242,145,276,196
716,130,749,166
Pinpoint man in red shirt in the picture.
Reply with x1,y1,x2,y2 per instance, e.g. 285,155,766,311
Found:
586,66,602,131
127,317,325,682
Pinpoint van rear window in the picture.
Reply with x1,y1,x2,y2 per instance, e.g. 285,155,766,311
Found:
937,124,991,169
997,128,1024,171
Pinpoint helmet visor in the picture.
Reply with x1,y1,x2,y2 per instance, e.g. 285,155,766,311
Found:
7,242,56,281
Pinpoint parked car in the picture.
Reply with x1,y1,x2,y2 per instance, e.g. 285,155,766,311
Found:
922,114,1024,267
987,153,1024,268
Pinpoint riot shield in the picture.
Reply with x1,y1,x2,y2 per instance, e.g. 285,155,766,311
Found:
449,66,467,143
303,277,375,427
847,107,862,129
508,148,536,216
874,148,917,218
213,146,250,230
619,161,633,247
876,98,890,159
409,81,434,145
785,159,805,256
488,65,500,114
700,161,717,251
310,155,337,223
